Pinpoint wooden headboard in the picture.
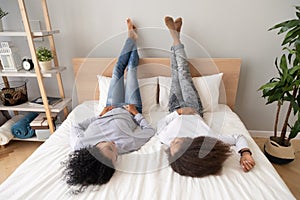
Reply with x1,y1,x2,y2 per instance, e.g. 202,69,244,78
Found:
72,58,241,110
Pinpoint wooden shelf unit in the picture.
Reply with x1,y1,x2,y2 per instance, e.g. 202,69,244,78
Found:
0,66,67,78
0,30,59,37
0,98,71,112
0,0,69,134
12,136,46,142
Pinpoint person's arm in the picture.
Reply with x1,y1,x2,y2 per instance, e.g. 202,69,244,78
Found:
218,134,255,172
69,116,97,150
156,111,180,134
239,148,256,172
156,107,195,134
125,104,155,137
99,106,114,116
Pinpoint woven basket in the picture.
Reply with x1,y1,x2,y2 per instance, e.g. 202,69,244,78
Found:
0,81,28,106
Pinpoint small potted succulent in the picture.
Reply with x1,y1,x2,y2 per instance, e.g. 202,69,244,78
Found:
36,47,53,71
0,7,9,31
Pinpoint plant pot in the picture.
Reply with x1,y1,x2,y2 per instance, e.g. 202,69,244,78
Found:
264,137,295,164
39,60,52,71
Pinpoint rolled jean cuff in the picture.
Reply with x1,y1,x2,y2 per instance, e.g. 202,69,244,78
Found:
171,44,184,51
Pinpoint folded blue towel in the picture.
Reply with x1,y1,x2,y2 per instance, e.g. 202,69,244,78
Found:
11,112,38,139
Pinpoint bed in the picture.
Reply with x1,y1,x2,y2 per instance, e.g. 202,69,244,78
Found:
0,58,295,200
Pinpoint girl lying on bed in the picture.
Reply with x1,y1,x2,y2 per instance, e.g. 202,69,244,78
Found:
157,16,256,177
63,18,155,193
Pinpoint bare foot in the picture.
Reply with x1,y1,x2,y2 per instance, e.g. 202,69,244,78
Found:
164,16,180,45
127,18,137,40
164,16,175,30
174,17,182,33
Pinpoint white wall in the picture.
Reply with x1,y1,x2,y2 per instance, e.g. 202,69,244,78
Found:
1,0,298,133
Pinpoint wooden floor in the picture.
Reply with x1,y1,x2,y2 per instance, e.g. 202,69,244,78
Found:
0,138,299,199
0,141,42,183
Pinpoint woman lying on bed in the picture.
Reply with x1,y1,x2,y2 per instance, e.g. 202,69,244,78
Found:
157,16,255,177
63,18,155,193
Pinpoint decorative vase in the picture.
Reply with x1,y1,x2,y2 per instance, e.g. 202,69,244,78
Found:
39,60,52,71
264,137,295,164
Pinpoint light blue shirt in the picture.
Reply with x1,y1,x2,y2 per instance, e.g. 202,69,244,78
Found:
70,108,155,154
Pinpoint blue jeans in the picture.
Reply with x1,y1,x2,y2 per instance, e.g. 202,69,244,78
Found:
168,44,203,116
106,38,142,113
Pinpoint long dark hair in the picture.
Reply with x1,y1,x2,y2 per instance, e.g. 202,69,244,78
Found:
62,146,115,194
168,136,232,177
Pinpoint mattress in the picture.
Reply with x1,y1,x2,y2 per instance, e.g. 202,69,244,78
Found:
0,101,295,200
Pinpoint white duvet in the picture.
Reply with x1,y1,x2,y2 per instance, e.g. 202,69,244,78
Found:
0,101,295,200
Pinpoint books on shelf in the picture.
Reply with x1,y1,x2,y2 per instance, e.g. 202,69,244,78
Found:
30,113,57,129
29,96,62,107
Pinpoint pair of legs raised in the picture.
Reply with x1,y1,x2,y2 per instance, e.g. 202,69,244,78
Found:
107,17,203,115
106,19,142,113
165,16,203,116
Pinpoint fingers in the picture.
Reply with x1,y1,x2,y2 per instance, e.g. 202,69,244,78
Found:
123,104,138,115
124,104,134,111
100,106,114,115
241,158,255,172
104,106,114,112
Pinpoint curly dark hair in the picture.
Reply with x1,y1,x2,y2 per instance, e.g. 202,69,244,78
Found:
168,136,232,177
62,145,115,194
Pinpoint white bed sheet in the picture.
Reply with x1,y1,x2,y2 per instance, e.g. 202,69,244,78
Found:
0,101,295,200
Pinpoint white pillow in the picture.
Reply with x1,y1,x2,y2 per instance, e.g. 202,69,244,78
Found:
158,73,223,112
97,75,158,114
97,75,111,111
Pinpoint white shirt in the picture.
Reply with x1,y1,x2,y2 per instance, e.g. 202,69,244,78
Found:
156,111,248,153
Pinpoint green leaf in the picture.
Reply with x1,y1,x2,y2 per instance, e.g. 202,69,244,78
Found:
267,91,284,104
262,88,276,98
289,118,300,139
294,79,300,88
292,99,299,115
262,87,276,98
297,89,300,106
280,55,288,80
282,27,300,46
271,20,300,34
275,57,283,76
297,12,300,19
281,28,300,46
269,21,289,31
283,47,295,54
289,65,300,75
259,81,278,90
294,54,300,66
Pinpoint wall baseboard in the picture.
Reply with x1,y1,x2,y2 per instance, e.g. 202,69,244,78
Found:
249,130,300,139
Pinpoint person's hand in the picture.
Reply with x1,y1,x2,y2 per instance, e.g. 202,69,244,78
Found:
240,150,255,172
176,107,196,115
100,106,114,116
124,104,139,115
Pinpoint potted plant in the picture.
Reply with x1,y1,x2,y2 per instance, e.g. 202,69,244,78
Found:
259,6,300,164
0,7,9,31
36,47,53,71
